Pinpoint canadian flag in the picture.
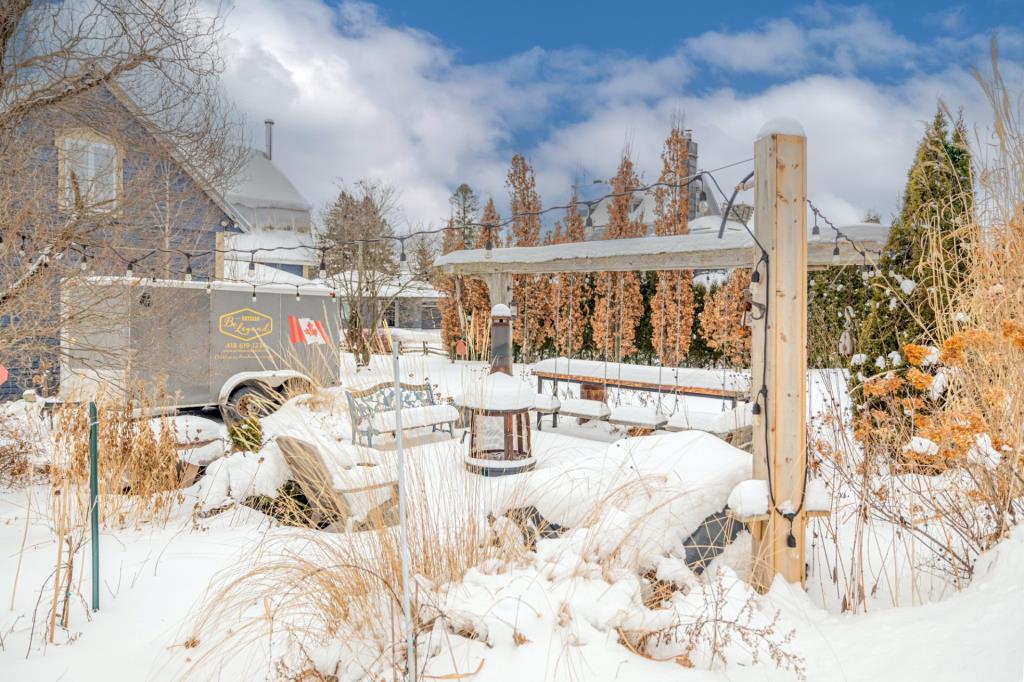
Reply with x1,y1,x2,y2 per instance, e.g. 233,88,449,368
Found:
288,315,328,345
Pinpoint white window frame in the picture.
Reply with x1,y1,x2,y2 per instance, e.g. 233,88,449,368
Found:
57,128,122,213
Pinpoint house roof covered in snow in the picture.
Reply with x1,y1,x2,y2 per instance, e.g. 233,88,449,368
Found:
326,268,440,299
223,230,317,266
226,149,312,234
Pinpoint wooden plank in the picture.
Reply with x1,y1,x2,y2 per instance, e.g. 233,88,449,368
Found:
435,231,885,276
532,370,745,399
750,127,808,590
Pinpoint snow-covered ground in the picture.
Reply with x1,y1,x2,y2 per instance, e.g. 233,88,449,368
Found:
1,355,1022,680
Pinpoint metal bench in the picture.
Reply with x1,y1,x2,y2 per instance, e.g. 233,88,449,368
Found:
344,380,458,447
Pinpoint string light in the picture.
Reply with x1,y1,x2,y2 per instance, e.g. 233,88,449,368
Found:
832,239,841,265
399,237,406,262
811,212,820,237
205,280,211,294
295,286,301,302
318,249,326,279
250,285,257,302
9,159,760,303
19,234,26,257
79,251,88,271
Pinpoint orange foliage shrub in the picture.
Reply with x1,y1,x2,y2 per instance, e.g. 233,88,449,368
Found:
700,269,752,366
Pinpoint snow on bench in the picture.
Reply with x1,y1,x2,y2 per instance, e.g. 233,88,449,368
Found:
345,380,458,447
665,403,752,435
559,398,611,420
533,393,561,413
608,405,668,429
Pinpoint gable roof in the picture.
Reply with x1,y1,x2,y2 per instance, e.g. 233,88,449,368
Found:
104,82,251,231
227,149,311,213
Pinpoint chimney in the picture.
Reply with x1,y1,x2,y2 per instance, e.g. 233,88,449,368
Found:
264,118,274,160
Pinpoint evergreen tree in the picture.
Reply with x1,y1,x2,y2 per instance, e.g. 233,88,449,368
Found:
436,217,466,353
450,183,481,245
806,211,877,368
857,108,973,372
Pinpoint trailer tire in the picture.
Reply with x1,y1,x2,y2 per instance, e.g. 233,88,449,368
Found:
226,385,278,422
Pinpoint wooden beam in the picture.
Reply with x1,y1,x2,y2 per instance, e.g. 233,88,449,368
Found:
750,123,808,589
435,228,886,276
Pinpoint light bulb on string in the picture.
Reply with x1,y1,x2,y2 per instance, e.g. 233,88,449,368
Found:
248,254,255,275
832,241,841,265
318,249,326,280
251,285,257,302
205,281,212,295
184,255,193,281
295,286,301,302
18,234,26,257
126,261,134,278
399,238,406,262
79,252,88,271
811,212,820,238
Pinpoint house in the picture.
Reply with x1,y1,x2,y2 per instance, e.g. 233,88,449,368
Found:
582,131,725,240
0,84,246,399
220,120,319,282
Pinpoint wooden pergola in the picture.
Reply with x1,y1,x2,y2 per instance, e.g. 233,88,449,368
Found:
435,123,888,589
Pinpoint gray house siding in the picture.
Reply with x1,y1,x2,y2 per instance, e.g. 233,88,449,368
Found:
1,87,238,400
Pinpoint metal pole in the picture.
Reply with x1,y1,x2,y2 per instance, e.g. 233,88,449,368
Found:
392,345,415,680
88,401,99,612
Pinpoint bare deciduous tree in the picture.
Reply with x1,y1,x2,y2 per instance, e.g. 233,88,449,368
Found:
0,0,247,396
319,181,431,365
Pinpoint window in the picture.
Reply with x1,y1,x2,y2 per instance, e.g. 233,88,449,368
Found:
264,262,304,276
58,130,120,211
383,302,397,327
421,304,441,330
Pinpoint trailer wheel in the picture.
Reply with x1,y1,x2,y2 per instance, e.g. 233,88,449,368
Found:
227,385,277,422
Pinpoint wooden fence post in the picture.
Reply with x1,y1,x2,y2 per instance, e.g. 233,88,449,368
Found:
750,120,808,589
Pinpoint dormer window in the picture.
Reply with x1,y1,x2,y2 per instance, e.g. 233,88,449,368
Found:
58,129,120,212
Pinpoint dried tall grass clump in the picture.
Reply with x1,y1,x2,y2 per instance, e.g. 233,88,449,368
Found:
823,42,1024,602
185,454,530,679
50,383,184,531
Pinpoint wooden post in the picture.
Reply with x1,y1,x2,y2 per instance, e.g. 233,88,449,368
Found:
750,120,808,589
214,231,225,280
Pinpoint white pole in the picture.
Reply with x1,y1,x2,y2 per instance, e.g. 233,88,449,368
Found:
392,343,415,680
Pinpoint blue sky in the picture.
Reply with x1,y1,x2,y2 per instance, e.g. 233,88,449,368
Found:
219,1,1024,228
376,1,1020,66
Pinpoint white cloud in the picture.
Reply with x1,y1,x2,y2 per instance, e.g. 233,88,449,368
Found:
686,20,808,75
214,0,1019,234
